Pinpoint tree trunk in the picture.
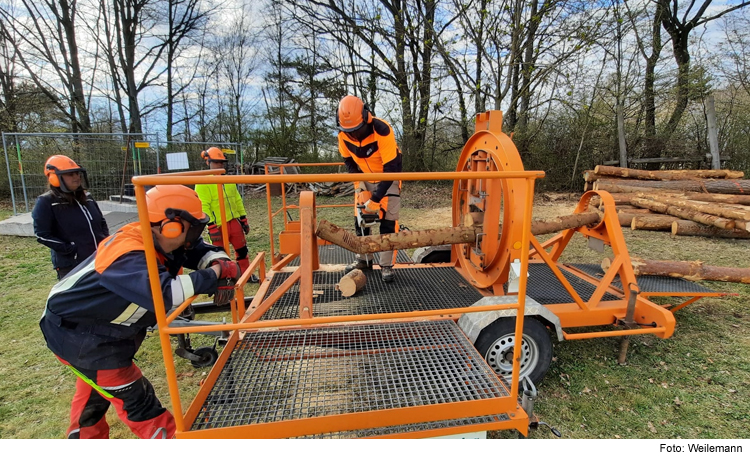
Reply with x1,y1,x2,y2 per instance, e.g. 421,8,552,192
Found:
530,211,602,235
596,178,750,194
316,220,481,255
317,210,604,255
605,256,750,284
594,165,743,180
671,220,750,239
706,95,721,170
616,212,640,227
638,195,750,221
630,197,739,230
630,214,681,231
336,269,367,297
592,182,750,204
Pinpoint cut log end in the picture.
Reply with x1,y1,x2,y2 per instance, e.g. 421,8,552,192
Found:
336,269,367,297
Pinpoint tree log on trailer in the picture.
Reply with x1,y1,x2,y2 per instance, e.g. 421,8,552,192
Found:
316,220,481,255
529,211,602,235
594,165,744,180
316,211,604,255
671,220,750,239
602,257,750,284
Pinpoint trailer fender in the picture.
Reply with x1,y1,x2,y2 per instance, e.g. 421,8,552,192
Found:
457,295,563,344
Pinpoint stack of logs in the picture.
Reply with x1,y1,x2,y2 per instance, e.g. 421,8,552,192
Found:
584,166,750,239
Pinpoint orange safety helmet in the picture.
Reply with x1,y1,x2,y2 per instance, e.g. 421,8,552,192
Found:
201,147,227,165
45,155,88,193
337,95,373,132
146,185,209,248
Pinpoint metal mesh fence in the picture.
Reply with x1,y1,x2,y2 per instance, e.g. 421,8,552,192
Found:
1,133,245,214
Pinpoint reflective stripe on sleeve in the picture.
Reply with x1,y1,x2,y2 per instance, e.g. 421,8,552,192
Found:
196,250,230,270
170,275,195,307
110,303,148,326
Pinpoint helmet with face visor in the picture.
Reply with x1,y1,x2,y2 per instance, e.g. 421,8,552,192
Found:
44,155,89,193
146,185,209,249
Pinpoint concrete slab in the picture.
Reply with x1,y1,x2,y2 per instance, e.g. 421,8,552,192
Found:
0,211,139,237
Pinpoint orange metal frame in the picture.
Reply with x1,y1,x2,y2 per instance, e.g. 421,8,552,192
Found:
129,112,719,439
263,162,350,263
132,164,542,438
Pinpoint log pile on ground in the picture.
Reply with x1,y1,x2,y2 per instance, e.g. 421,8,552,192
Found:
584,165,750,239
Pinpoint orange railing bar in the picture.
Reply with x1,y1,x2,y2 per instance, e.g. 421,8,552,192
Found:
563,326,668,340
131,169,545,437
155,296,529,335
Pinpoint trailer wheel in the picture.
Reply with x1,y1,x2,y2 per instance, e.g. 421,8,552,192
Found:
191,347,219,368
474,317,552,385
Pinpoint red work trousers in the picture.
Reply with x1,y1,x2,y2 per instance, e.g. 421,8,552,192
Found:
59,358,175,439
211,218,249,273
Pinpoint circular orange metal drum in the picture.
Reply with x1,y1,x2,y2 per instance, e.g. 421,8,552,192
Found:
452,111,529,289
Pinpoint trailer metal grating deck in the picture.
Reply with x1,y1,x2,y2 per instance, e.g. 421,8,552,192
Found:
190,320,511,435
288,246,412,266
525,262,621,304
261,266,484,320
568,263,716,294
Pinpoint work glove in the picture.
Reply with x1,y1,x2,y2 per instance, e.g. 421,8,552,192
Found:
363,199,381,214
210,258,241,306
207,223,222,244
239,216,250,235
355,190,368,206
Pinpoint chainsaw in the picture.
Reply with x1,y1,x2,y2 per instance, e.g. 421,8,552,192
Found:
356,204,380,231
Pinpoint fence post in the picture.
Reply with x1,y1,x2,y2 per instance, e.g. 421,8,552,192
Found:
2,133,17,216
14,134,28,212
707,95,721,170
155,133,161,174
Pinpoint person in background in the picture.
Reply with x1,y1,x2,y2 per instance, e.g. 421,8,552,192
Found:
32,155,109,280
39,185,240,439
194,147,253,277
336,95,403,283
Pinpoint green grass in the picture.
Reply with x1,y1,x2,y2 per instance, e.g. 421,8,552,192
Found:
0,185,748,439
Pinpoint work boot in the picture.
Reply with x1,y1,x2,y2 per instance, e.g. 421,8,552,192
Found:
345,259,372,273
381,266,395,283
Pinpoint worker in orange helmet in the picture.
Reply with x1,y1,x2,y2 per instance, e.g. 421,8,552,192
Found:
32,155,109,279
337,95,403,283
194,147,254,278
39,185,240,438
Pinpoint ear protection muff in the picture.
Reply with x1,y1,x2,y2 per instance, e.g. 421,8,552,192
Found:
362,103,373,124
159,209,184,239
46,165,60,188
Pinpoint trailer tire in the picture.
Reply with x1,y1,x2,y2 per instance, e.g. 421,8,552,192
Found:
190,347,219,368
474,317,552,385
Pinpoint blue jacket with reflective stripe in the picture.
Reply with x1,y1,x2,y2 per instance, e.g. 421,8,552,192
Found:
32,190,109,270
39,223,225,370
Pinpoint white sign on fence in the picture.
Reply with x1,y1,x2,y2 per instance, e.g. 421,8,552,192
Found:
166,152,190,171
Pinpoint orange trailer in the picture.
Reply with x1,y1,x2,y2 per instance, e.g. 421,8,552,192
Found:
131,110,722,439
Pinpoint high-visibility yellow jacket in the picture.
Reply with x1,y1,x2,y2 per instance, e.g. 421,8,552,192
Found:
194,178,247,225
